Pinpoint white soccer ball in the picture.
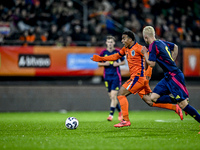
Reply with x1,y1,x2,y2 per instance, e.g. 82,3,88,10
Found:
65,117,79,129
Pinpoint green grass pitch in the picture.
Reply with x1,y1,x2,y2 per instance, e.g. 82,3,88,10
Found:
0,111,199,150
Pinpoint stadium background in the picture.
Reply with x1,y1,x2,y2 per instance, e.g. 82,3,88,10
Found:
0,0,199,112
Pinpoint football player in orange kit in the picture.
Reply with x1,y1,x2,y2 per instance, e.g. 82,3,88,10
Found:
91,31,183,127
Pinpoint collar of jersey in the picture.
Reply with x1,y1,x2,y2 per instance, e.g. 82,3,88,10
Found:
129,41,136,49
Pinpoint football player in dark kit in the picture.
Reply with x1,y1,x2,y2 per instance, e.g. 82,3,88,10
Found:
142,26,200,124
98,35,125,121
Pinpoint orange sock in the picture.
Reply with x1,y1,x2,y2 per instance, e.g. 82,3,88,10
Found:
117,95,130,121
152,103,176,111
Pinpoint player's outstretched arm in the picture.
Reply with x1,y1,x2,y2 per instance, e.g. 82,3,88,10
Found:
90,53,121,62
90,55,101,61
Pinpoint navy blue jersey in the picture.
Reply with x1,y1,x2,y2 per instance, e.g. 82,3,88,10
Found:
100,49,125,78
148,40,178,74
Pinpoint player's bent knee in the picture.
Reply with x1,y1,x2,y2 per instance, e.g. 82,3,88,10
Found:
151,99,157,103
142,95,153,106
151,93,160,102
178,99,188,109
117,90,123,96
117,87,131,97
146,100,153,106
146,101,153,107
151,96,158,103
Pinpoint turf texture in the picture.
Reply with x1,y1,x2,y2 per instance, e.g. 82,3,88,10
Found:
0,111,199,150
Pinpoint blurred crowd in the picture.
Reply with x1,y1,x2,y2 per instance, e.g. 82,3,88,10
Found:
0,0,199,46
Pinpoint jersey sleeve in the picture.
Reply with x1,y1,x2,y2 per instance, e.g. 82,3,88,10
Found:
117,47,126,62
118,47,126,56
120,56,125,61
92,47,125,62
92,53,122,62
148,43,157,62
115,49,125,61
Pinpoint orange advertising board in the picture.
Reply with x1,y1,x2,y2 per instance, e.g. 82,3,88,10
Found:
34,46,97,76
0,46,35,76
0,46,130,77
183,48,200,77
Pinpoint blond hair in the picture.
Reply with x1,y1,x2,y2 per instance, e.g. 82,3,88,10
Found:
106,35,116,41
143,26,155,37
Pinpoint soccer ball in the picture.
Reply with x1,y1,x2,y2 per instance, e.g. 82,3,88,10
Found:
65,117,79,129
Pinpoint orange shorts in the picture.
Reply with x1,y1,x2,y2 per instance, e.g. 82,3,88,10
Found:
122,76,152,98
138,80,152,98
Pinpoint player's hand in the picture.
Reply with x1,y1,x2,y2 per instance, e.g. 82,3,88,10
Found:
90,55,102,62
141,46,148,54
113,61,118,67
104,61,110,66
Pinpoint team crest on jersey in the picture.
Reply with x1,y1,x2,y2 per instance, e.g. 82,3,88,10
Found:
131,50,135,56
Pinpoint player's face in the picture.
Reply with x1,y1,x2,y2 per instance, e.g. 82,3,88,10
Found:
106,39,115,49
121,34,131,48
143,33,149,44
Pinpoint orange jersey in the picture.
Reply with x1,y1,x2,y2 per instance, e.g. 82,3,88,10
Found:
93,42,152,77
119,42,144,77
92,42,152,96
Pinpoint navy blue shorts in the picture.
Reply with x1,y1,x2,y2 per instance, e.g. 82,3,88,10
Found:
104,76,121,92
153,72,189,102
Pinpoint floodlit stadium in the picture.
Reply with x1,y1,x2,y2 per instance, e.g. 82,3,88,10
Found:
0,0,199,150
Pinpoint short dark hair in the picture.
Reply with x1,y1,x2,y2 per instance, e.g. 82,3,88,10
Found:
122,31,135,41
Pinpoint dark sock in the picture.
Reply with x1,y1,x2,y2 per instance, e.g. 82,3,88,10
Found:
109,107,115,116
183,104,200,123
156,95,176,103
116,103,121,112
